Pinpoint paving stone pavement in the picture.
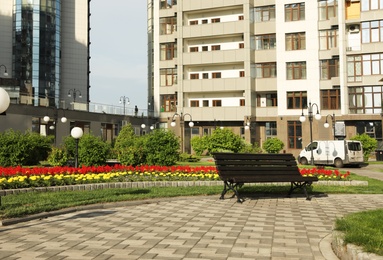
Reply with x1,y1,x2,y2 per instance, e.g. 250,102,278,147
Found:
1,194,383,260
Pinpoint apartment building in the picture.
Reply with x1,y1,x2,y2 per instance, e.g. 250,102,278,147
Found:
148,0,383,154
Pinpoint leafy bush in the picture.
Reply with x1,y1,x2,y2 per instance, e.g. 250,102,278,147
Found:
179,153,199,162
144,129,180,166
77,134,111,166
350,133,378,161
114,125,180,166
191,135,208,156
191,128,253,155
262,138,285,153
47,147,68,166
0,130,52,166
241,142,263,153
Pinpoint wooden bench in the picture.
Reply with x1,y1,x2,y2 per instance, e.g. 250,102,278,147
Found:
213,153,318,202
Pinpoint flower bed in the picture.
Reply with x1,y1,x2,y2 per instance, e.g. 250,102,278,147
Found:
0,165,350,190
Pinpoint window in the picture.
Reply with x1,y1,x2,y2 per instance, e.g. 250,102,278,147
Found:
203,100,209,107
286,62,306,79
159,17,177,35
160,43,177,60
349,86,383,114
239,43,244,49
189,20,198,25
321,89,341,110
212,100,222,107
319,29,338,50
347,55,362,82
212,72,221,78
362,53,383,75
189,47,198,52
266,122,277,138
211,45,221,51
190,100,199,107
254,5,275,22
257,93,278,107
211,18,220,23
202,19,208,24
266,93,278,107
239,71,245,77
362,20,383,43
256,63,277,78
285,3,305,22
202,46,208,51
318,0,338,21
361,0,383,11
160,0,177,9
285,32,306,50
160,68,177,86
160,94,177,112
190,47,198,52
288,121,302,149
238,15,244,20
287,91,307,109
255,34,276,50
240,99,245,106
320,59,339,79
190,73,199,80
202,73,209,79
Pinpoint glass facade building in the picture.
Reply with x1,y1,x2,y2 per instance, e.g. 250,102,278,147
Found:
13,0,61,107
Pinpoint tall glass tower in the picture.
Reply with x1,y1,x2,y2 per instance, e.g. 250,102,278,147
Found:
13,0,61,107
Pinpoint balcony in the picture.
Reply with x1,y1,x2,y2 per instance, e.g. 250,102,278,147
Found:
183,77,248,93
183,49,246,65
183,20,245,38
183,106,247,121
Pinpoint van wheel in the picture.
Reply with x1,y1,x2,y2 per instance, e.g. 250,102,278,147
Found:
300,157,308,165
334,158,344,168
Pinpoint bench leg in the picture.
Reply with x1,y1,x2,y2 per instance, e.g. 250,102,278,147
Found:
289,182,312,200
220,181,243,203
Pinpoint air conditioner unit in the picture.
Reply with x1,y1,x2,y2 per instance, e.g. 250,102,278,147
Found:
349,24,360,33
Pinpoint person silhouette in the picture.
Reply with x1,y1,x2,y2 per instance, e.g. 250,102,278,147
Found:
134,105,138,117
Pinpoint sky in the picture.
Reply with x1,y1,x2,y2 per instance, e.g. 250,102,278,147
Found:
89,1,148,112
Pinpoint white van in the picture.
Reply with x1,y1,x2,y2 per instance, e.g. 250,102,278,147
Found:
297,140,364,168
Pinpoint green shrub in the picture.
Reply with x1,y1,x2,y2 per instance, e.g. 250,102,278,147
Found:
351,133,378,161
206,128,246,154
144,129,180,166
77,134,110,166
47,147,68,166
191,135,208,156
262,137,285,153
179,153,199,162
0,130,52,166
240,142,263,153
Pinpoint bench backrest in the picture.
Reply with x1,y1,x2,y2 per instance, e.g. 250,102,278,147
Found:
213,153,317,183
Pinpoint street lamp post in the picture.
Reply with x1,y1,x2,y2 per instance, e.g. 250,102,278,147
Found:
43,108,68,145
67,89,82,108
0,88,10,114
324,113,336,140
171,112,194,153
119,96,130,115
299,102,322,165
71,127,83,168
0,64,8,77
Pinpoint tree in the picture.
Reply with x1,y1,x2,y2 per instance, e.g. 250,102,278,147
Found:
262,138,285,154
350,133,378,161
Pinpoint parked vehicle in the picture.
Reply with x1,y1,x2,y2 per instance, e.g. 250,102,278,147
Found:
297,140,364,168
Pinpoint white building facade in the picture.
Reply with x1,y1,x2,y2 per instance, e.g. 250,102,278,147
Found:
149,0,383,155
